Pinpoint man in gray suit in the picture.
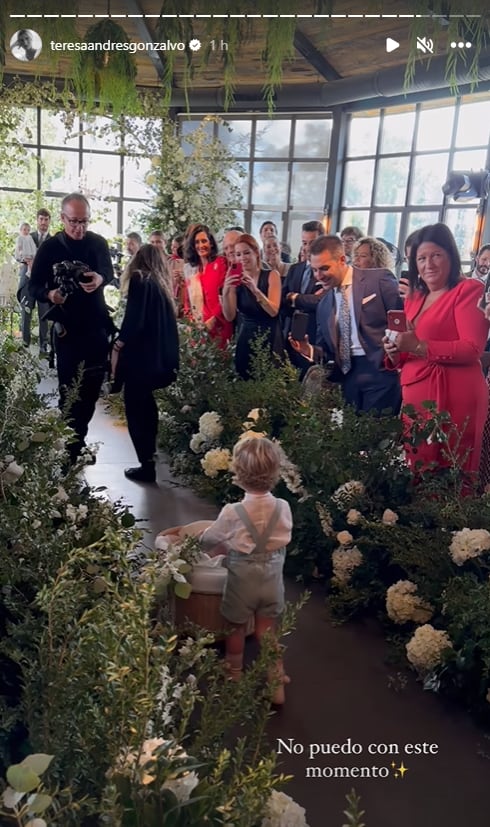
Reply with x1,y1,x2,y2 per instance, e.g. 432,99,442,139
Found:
17,207,51,354
290,235,402,414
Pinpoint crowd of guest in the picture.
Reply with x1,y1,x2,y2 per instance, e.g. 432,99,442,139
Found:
16,197,490,491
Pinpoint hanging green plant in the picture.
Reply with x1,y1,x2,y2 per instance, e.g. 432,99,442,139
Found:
72,18,137,115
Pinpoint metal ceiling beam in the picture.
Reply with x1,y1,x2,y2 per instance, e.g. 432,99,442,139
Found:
124,0,165,82
293,29,342,82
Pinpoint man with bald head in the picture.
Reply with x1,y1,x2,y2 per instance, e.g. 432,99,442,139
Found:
223,229,242,267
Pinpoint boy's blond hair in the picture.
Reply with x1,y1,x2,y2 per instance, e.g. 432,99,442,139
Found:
231,436,282,492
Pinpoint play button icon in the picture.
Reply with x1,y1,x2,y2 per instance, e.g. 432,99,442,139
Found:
386,37,400,53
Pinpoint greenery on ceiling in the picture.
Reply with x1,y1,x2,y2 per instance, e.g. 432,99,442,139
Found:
0,0,488,115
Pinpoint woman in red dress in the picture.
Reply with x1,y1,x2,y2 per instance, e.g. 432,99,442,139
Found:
383,223,489,480
184,224,232,348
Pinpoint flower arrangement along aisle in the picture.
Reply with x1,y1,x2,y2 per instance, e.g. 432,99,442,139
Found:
0,335,313,825
154,326,490,726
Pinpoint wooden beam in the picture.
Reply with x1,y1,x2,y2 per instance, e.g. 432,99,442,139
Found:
294,28,342,82
124,0,165,82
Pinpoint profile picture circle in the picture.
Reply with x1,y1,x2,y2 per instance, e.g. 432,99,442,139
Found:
10,29,42,62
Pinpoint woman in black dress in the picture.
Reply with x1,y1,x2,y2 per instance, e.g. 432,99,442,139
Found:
222,233,282,379
111,244,179,483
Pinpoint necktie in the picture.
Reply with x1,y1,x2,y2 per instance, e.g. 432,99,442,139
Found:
338,285,352,374
39,234,44,245
300,265,312,293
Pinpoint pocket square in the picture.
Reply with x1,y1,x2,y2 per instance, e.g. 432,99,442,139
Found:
362,293,377,305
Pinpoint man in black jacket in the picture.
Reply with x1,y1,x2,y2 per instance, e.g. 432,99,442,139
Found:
16,207,51,354
29,193,114,464
281,220,325,373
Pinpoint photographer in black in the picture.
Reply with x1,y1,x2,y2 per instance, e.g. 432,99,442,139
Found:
29,193,114,464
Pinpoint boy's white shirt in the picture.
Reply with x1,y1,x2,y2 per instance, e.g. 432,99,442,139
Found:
199,491,292,555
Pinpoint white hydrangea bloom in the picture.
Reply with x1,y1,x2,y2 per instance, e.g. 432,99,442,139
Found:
261,790,309,827
331,480,365,507
336,530,353,546
449,528,490,566
331,546,363,586
386,580,433,625
382,508,399,526
1,460,24,484
200,448,232,478
346,509,362,525
280,455,307,497
189,432,207,454
330,408,344,427
198,411,223,440
406,624,452,673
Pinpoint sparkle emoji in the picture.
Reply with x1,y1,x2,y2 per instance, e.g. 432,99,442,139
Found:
391,761,409,779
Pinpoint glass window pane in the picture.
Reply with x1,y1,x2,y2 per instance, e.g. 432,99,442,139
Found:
81,153,121,198
410,153,449,205
456,100,490,148
380,110,416,154
406,212,441,235
294,119,332,158
218,120,251,156
339,211,369,236
252,162,289,208
0,152,38,189
41,110,79,148
123,116,161,155
343,159,376,207
290,162,327,208
82,116,121,151
123,156,152,199
287,211,325,261
417,106,455,151
228,162,249,206
372,213,402,254
251,212,283,244
41,149,79,192
123,202,146,236
16,108,37,144
254,120,291,157
452,149,488,172
375,156,410,206
89,202,118,237
445,208,478,262
347,115,380,157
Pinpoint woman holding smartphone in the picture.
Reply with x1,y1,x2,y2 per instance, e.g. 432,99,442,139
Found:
222,234,282,379
383,223,488,483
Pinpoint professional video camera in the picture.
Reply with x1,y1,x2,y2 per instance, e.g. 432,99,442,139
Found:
53,260,90,297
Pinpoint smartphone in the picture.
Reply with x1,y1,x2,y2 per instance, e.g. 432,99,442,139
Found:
228,262,243,285
386,309,407,332
290,310,309,340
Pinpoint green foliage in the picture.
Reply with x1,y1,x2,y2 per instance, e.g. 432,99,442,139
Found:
343,788,366,827
138,116,245,237
72,20,138,115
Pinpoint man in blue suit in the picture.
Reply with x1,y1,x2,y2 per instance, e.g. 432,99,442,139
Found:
290,235,402,414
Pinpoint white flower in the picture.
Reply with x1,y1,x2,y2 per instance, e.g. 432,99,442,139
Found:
32,519,42,530
330,407,344,427
386,580,434,625
280,454,307,497
382,508,399,526
336,530,353,546
261,790,309,827
406,624,452,673
200,448,232,478
65,503,77,523
331,546,363,586
242,407,263,430
198,411,223,441
449,528,490,566
52,485,69,502
189,432,207,454
162,771,199,803
1,460,24,484
181,404,192,413
346,509,362,525
331,480,365,507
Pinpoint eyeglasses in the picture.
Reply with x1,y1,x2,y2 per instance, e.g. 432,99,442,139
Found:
342,237,356,243
62,215,90,227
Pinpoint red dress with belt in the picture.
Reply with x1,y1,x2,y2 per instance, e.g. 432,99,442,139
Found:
200,256,233,348
400,279,489,474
